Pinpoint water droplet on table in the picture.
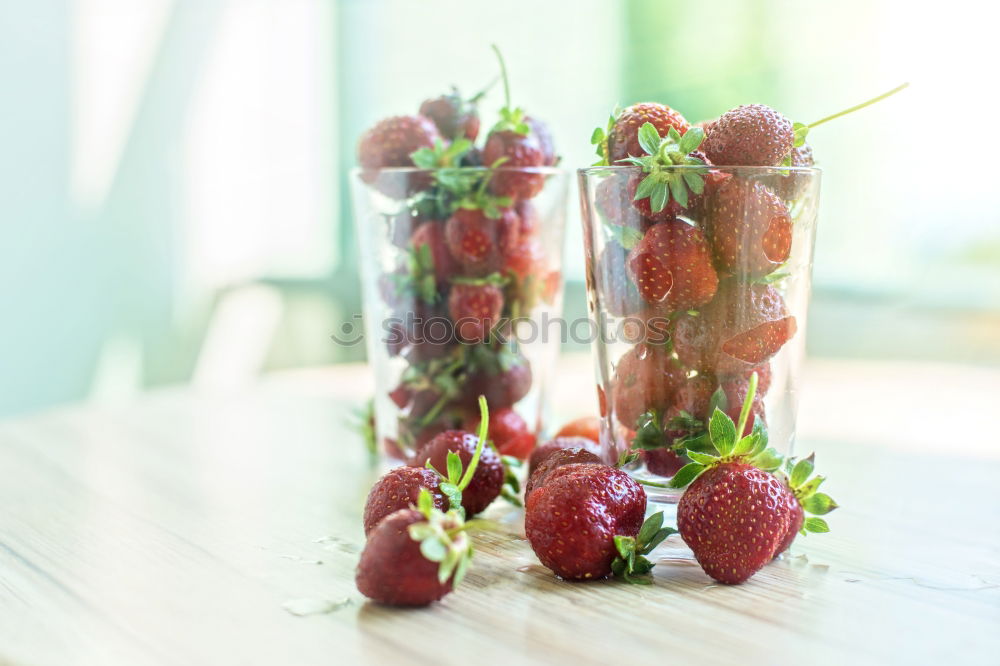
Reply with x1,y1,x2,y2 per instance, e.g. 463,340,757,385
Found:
282,597,351,617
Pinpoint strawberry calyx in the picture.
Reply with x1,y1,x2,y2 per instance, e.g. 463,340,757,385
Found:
779,453,839,534
407,487,475,586
668,372,784,488
619,123,708,212
411,137,473,169
610,511,676,584
499,454,523,507
425,395,491,517
589,106,623,166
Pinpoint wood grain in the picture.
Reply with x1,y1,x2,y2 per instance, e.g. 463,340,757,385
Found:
0,356,998,665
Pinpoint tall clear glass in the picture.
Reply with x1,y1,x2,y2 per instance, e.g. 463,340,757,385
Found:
351,167,568,464
577,165,820,502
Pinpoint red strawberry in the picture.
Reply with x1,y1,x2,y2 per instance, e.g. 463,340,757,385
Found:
642,449,687,477
662,374,717,439
503,237,546,281
608,103,690,164
357,115,441,171
702,178,792,278
447,282,504,343
775,142,815,200
498,431,536,459
773,454,838,557
482,130,546,200
528,435,604,474
596,239,644,317
444,207,519,276
515,199,540,238
678,462,791,583
702,104,793,167
526,116,557,166
410,221,456,286
594,176,652,232
524,448,604,498
673,281,796,375
625,219,719,310
525,464,650,580
721,376,766,437
410,430,504,516
554,416,601,443
722,362,772,396
462,407,529,452
356,500,472,606
460,357,532,411
362,466,448,535
612,342,687,428
419,90,480,141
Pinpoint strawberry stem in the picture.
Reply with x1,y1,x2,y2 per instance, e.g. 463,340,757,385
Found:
734,371,758,440
491,44,511,111
469,75,500,104
807,82,909,129
457,395,489,493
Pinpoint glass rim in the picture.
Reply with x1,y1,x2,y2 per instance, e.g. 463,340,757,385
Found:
352,166,568,176
578,165,821,175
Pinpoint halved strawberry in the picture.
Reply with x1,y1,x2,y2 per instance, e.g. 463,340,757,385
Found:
625,219,719,310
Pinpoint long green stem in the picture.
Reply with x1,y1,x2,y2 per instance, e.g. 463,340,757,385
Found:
457,396,489,492
491,44,511,110
469,75,500,103
807,82,910,129
734,372,759,438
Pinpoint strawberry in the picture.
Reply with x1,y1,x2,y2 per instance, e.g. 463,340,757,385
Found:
410,221,456,287
642,449,687,477
362,466,448,535
357,115,441,171
554,416,601,443
702,104,793,167
721,376,766,436
775,142,815,200
668,371,832,584
596,238,645,317
527,116,557,166
612,342,687,429
462,407,530,454
515,199,540,238
410,429,504,516
773,454,838,556
503,237,546,281
444,208,521,276
447,279,504,343
525,464,672,582
524,448,603,498
702,178,792,278
603,103,691,164
460,355,532,411
355,492,472,606
625,219,719,310
419,87,481,141
594,176,651,232
528,435,603,473
481,48,546,200
673,280,796,375
497,431,536,459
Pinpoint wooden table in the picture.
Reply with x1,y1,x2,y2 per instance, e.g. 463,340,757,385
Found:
1,356,998,665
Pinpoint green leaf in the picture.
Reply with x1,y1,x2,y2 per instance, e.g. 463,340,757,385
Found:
668,462,706,488
446,451,463,484
631,409,665,450
452,550,472,586
793,122,809,147
803,516,830,533
708,386,728,416
683,171,705,194
801,492,838,515
686,450,718,465
439,481,462,511
750,447,784,472
590,127,604,144
420,537,447,562
708,408,737,456
797,475,825,499
417,488,433,514
633,174,659,200
637,122,661,155
790,457,815,487
747,423,768,457
667,126,681,143
678,126,705,154
637,511,664,545
649,182,669,213
732,432,758,457
408,523,435,541
669,178,688,208
606,222,644,251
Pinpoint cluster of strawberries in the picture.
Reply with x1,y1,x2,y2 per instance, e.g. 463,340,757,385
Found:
356,47,559,461
587,100,816,477
356,381,836,606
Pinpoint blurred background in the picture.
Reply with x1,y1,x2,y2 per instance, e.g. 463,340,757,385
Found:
2,0,998,419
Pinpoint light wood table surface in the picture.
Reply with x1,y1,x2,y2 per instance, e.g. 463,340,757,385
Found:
1,355,998,665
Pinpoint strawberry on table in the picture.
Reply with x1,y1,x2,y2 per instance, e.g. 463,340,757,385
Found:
356,491,473,606
410,428,504,517
773,454,838,556
527,435,603,473
362,465,448,535
524,447,603,498
525,463,673,582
